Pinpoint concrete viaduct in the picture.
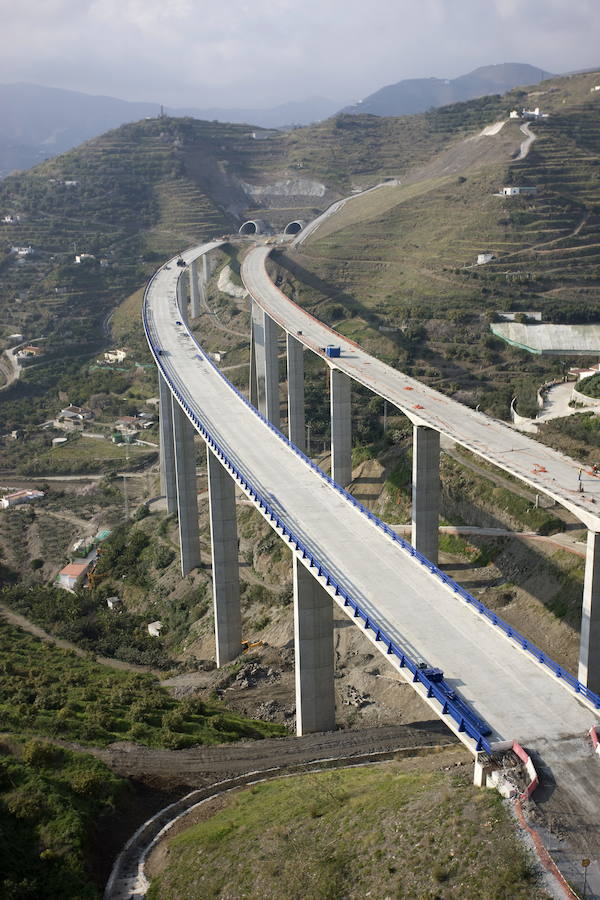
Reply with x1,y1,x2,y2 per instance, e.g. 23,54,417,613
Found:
147,239,600,807
242,244,600,698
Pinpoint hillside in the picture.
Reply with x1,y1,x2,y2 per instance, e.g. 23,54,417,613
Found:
0,83,344,178
279,69,600,419
342,62,553,117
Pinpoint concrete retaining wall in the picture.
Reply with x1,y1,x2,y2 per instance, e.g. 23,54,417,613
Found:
571,387,600,407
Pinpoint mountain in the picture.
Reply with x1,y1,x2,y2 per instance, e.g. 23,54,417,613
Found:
341,63,554,117
0,84,343,178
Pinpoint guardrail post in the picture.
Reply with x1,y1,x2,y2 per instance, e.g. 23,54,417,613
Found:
286,333,305,452
579,530,600,693
251,301,279,425
330,367,352,487
293,557,335,735
172,397,201,575
411,425,440,565
189,259,200,319
158,371,177,514
207,448,242,666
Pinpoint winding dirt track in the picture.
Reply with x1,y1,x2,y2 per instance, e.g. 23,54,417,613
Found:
86,722,453,790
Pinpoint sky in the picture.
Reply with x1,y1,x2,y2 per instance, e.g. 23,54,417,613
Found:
1,0,599,108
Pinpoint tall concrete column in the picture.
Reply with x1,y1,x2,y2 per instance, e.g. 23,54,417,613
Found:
251,301,279,426
189,259,200,319
158,371,177,514
330,367,352,486
293,557,335,735
287,333,305,452
207,449,241,666
579,531,600,693
411,425,440,565
249,311,258,407
171,397,200,575
177,276,188,327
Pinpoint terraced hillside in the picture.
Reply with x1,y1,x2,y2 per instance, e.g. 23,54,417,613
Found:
276,70,600,419
0,70,598,414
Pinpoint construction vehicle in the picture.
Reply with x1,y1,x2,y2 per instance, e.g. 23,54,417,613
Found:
241,639,264,653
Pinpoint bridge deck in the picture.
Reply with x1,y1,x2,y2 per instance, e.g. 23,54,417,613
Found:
148,245,596,747
242,246,600,531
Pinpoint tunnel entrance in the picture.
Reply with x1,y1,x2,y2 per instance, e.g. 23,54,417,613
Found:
284,221,303,235
239,221,260,235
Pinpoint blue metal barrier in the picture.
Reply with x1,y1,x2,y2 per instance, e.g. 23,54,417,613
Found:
144,255,600,755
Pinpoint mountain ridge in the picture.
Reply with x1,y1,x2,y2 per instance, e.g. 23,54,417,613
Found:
0,84,343,178
341,63,554,117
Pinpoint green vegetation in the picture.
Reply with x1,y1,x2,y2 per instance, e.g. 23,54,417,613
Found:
1,584,172,667
21,433,156,475
0,738,126,899
575,374,600,399
147,764,544,900
537,413,600,461
0,619,285,748
442,455,563,535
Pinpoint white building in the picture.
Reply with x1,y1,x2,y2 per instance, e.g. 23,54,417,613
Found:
147,621,163,637
500,186,538,197
2,215,20,224
103,348,127,364
477,253,495,265
59,405,93,420
11,246,33,257
106,596,121,610
57,560,91,591
509,110,520,119
1,489,44,509
75,253,95,264
64,180,79,187
522,107,549,119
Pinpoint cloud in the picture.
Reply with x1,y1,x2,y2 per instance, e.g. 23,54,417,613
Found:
0,0,598,107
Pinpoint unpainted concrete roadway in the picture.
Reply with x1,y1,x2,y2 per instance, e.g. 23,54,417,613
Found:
148,244,598,754
241,245,600,532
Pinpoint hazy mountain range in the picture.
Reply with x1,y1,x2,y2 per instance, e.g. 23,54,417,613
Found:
342,63,553,117
0,63,553,177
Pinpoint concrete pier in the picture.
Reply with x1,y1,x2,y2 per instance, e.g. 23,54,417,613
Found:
249,312,258,407
251,302,280,426
207,449,242,666
176,275,188,327
473,756,488,788
579,531,600,693
287,333,305,452
411,425,440,565
171,397,200,575
330,367,352,486
293,557,335,735
158,371,177,514
189,259,200,319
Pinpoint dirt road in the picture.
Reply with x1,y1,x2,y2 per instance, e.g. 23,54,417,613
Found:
81,721,453,790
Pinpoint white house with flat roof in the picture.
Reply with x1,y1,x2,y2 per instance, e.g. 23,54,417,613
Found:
477,252,495,265
500,186,538,197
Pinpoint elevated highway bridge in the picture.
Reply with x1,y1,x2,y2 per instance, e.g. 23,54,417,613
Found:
147,235,600,892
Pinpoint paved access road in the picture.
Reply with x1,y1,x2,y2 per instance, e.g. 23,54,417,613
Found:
148,244,597,751
242,245,600,531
